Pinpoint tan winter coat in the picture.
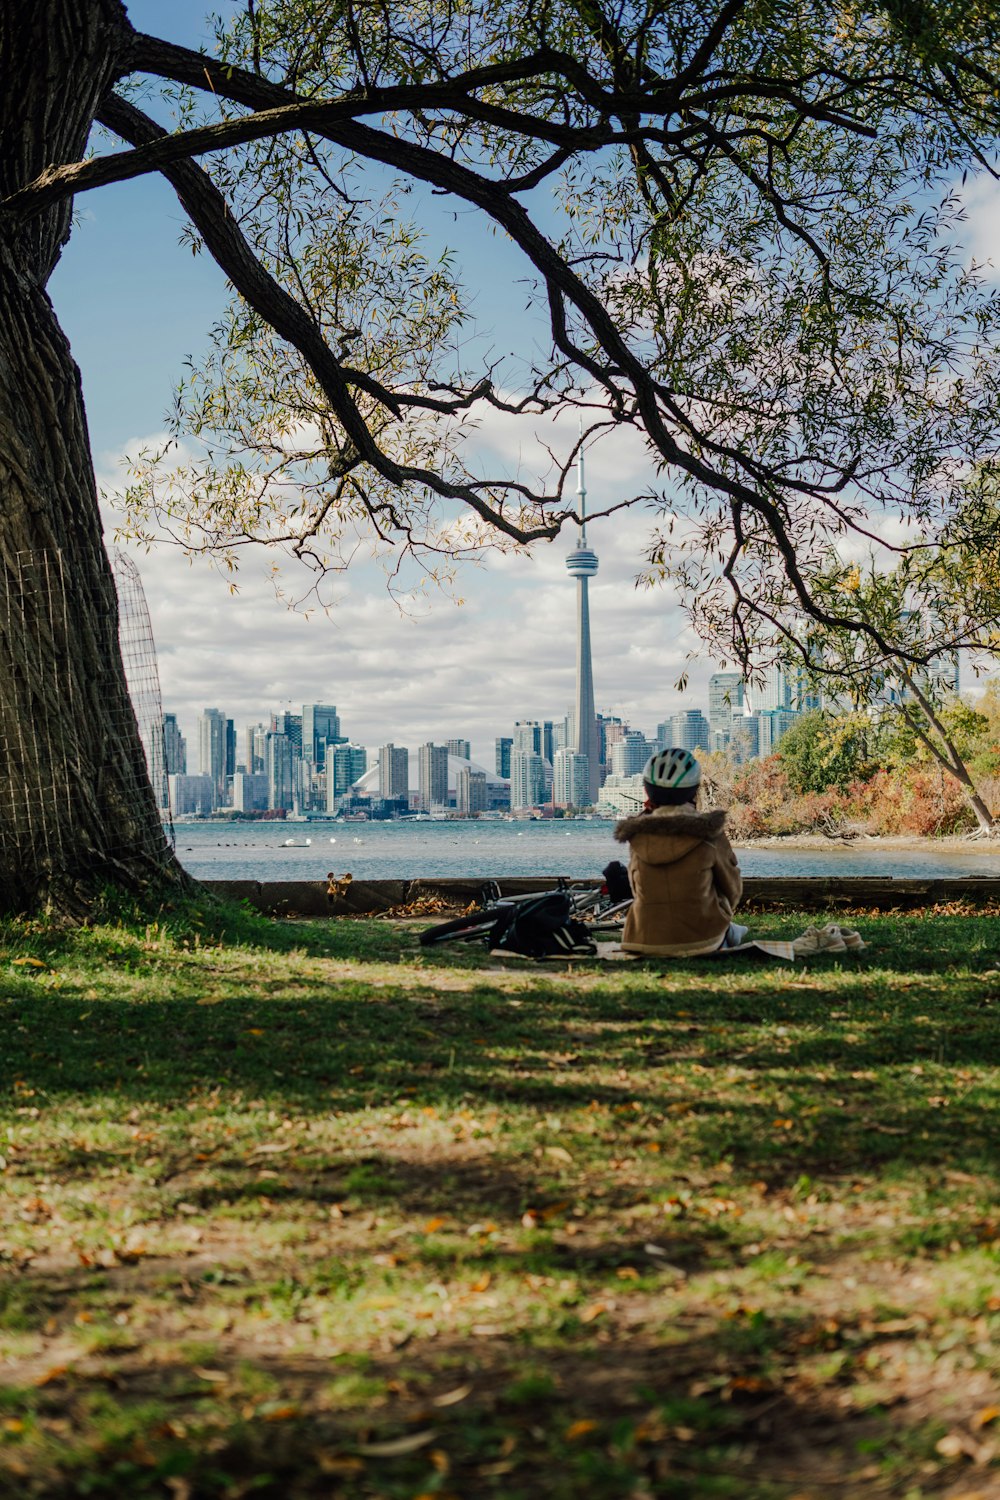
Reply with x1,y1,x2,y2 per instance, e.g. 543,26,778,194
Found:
614,805,743,957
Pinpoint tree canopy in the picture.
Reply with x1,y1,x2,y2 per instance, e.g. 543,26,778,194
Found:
4,1,1000,905
14,0,1000,641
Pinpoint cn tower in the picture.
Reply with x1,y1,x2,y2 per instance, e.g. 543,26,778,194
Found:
565,442,601,804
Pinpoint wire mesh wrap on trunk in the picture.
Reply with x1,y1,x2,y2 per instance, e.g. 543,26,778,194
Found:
0,547,174,874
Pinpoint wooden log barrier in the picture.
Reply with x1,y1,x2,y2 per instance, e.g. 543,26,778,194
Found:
202,875,1000,917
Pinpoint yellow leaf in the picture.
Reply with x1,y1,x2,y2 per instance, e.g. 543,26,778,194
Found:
33,1366,68,1387
580,1302,606,1324
974,1405,1000,1428
545,1146,574,1164
424,1216,447,1234
262,1404,299,1422
433,1384,473,1408
566,1419,598,1440
469,1273,492,1293
356,1430,436,1457
2,1419,25,1433
12,957,47,969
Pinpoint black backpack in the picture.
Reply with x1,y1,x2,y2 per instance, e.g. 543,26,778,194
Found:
489,892,597,959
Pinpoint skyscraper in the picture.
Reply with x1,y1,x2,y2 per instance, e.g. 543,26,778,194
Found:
198,707,230,808
418,743,449,810
302,704,342,765
378,744,409,802
162,712,186,776
565,442,601,804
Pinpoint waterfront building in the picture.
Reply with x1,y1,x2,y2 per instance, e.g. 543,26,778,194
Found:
446,738,471,761
198,708,231,808
708,673,744,747
232,772,268,812
418,742,449,811
163,712,186,776
495,737,513,778
378,743,409,801
272,710,302,757
566,442,601,804
301,704,343,766
244,723,268,776
610,731,649,777
510,748,546,810
266,731,294,811
754,709,799,756
513,720,544,756
168,773,214,817
596,772,645,818
553,748,590,809
456,767,488,815
670,710,711,754
327,743,367,811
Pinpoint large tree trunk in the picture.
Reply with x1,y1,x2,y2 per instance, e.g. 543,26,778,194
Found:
0,1,186,912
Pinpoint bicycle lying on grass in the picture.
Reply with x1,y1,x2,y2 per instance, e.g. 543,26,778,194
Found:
418,876,632,957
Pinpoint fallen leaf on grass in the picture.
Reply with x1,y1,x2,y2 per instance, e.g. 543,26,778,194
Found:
33,1366,68,1387
433,1384,473,1408
356,1430,437,1457
974,1406,1000,1428
12,958,48,969
193,1368,228,1383
261,1404,300,1422
579,1302,606,1324
544,1146,574,1164
566,1420,598,1440
423,1216,447,1234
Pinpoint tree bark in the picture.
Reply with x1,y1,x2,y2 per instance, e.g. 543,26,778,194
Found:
0,1,186,912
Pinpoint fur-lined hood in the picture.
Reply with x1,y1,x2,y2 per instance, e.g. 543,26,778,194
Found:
614,806,728,846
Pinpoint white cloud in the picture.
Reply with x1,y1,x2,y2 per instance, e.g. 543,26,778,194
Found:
959,174,1000,280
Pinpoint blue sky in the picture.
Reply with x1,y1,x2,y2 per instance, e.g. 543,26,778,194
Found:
47,2,1000,766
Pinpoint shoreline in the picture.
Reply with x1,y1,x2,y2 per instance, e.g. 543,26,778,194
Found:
736,833,997,853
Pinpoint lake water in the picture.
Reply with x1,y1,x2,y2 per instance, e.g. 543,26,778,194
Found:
173,819,1000,882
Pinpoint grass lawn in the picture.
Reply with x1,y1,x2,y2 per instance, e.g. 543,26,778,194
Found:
1,898,1000,1498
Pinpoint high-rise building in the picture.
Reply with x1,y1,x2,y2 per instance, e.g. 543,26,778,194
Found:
513,720,543,755
302,704,343,766
566,443,601,804
495,737,513,777
456,767,487,815
162,713,186,776
168,774,214,817
670,710,711,754
553,748,590,808
610,731,649,777
418,743,449,810
708,672,744,746
327,743,367,811
266,731,294,810
446,738,471,761
750,665,791,713
245,723,268,775
754,709,799,756
509,749,545,810
198,708,230,808
232,772,269,812
272,711,302,756
378,744,409,801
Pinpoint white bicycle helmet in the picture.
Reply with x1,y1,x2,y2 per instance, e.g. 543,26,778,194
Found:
643,747,701,789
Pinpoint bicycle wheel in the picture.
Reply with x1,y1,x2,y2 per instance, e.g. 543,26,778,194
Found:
418,902,511,947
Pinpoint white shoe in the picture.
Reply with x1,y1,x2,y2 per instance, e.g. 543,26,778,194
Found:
792,924,848,957
823,923,865,951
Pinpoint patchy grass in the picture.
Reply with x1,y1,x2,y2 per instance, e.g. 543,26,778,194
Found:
1,897,1000,1497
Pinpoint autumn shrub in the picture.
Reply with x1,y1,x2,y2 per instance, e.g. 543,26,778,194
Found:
843,768,975,836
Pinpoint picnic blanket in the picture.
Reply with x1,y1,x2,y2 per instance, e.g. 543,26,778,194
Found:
590,922,866,964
